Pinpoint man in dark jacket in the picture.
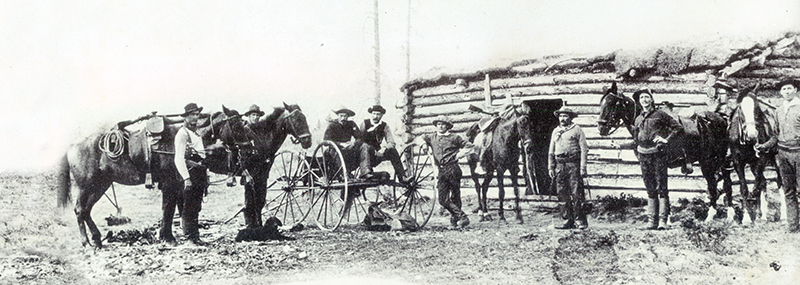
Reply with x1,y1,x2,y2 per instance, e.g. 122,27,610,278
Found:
323,106,375,179
358,105,410,183
632,89,684,230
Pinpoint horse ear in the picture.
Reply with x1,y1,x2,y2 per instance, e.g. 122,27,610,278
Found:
610,82,618,94
283,102,289,109
222,105,236,117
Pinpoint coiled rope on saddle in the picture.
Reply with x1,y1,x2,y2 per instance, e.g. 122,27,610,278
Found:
98,129,129,160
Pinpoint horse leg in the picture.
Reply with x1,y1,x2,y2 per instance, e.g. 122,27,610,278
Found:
734,158,751,225
468,156,482,214
510,168,523,224
752,155,770,222
481,170,495,222
497,169,507,223
82,188,108,248
701,162,720,222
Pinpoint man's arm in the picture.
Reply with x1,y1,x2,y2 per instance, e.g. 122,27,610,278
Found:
381,123,396,150
174,129,190,181
548,130,557,178
662,111,684,143
578,128,589,176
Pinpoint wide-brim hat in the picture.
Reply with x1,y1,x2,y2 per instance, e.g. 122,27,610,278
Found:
332,106,355,117
367,105,386,114
181,103,203,117
632,88,654,105
553,106,578,118
432,115,453,129
777,78,800,89
244,104,265,116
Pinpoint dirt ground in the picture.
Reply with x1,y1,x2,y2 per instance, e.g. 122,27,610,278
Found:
2,170,800,285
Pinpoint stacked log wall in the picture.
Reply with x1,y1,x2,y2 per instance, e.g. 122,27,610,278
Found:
400,33,800,193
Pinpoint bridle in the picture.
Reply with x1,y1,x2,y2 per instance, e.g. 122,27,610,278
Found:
282,108,311,145
597,91,636,135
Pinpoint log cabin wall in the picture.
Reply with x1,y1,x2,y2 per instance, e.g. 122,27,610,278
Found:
399,33,800,194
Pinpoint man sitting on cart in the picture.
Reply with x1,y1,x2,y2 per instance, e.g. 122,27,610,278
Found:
358,105,412,183
323,106,378,180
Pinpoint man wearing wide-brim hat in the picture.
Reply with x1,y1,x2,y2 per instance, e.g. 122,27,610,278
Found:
161,102,209,245
548,106,588,229
416,114,472,229
324,106,376,179
244,104,265,126
759,77,800,232
358,105,411,183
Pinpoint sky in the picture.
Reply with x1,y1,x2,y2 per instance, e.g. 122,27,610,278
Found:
1,0,798,171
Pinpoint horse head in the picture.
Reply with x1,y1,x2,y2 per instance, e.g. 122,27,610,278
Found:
280,102,313,149
732,85,769,144
597,82,637,136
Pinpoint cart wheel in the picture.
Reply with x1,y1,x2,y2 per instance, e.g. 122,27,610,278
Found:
309,141,349,231
388,143,438,229
263,149,313,228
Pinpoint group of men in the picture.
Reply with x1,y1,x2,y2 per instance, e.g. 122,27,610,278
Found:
160,76,800,245
548,77,800,233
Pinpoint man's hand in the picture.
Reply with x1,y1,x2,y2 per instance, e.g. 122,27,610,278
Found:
652,135,668,145
184,178,193,190
581,168,588,177
377,147,386,157
549,169,555,178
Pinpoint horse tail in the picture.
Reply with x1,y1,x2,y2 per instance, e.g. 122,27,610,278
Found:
57,153,72,208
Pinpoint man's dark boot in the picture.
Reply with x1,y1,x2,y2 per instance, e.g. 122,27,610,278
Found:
556,202,576,229
658,198,670,230
182,213,203,245
575,201,588,229
243,208,258,228
646,198,659,230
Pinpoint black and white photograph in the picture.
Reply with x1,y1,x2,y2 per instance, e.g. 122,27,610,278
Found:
1,1,799,284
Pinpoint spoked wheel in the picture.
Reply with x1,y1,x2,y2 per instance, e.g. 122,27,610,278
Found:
263,149,313,228
308,141,349,231
384,143,438,229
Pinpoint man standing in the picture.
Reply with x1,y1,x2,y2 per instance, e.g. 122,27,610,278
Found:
548,107,589,229
164,102,209,245
358,105,410,183
632,89,684,230
323,106,374,179
418,115,471,229
758,78,800,232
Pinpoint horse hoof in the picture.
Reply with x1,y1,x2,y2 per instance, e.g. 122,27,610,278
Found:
472,207,480,214
516,218,524,224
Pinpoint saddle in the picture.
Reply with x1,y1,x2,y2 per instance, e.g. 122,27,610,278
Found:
123,116,172,188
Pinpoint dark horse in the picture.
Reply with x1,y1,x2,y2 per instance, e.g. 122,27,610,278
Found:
728,86,780,223
57,107,244,248
597,82,730,211
466,104,532,223
217,103,312,228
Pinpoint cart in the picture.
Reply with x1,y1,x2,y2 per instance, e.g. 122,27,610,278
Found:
263,141,438,231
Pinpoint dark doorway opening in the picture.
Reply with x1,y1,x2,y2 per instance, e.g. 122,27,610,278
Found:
522,98,563,196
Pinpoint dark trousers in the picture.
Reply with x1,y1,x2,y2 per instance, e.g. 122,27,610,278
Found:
638,152,669,199
777,149,800,228
438,164,465,219
243,161,269,227
159,165,207,240
370,146,405,177
338,141,374,176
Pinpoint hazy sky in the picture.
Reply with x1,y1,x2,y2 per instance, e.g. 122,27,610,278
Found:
1,0,798,171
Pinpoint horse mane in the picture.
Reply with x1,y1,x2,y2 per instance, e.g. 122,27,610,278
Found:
249,106,286,131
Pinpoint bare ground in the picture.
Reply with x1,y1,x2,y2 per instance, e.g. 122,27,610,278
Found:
2,171,800,285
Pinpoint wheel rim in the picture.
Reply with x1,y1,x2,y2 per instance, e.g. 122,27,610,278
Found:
309,141,349,231
264,150,313,227
390,143,437,228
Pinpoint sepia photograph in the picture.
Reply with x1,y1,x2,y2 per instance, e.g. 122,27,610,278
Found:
1,0,799,284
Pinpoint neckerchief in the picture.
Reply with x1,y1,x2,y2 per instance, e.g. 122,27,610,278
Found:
554,123,576,140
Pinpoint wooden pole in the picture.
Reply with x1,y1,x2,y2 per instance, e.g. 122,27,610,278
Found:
483,74,491,108
373,0,381,105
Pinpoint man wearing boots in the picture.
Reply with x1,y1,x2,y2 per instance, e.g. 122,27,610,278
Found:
358,105,411,183
548,107,589,230
632,89,684,230
160,102,209,245
758,78,800,232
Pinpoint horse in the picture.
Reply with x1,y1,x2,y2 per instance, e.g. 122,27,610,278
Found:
466,104,532,223
56,106,242,248
217,103,312,228
596,82,730,212
727,86,781,223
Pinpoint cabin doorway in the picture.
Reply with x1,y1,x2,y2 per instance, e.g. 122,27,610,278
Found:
522,98,563,196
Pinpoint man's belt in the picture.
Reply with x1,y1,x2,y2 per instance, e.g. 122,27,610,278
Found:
555,152,580,162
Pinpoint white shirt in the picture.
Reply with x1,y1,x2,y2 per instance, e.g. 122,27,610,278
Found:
174,126,206,180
